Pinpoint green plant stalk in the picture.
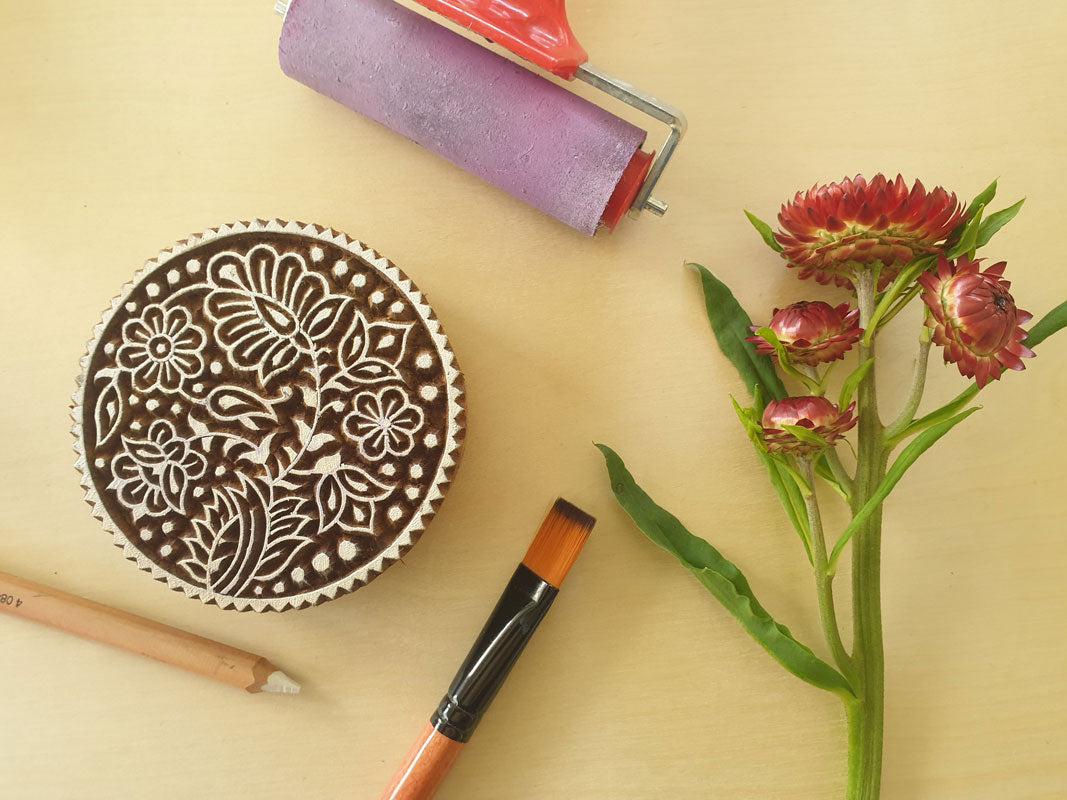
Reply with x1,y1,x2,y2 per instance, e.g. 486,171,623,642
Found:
847,270,889,800
876,283,922,331
800,457,852,677
884,327,933,442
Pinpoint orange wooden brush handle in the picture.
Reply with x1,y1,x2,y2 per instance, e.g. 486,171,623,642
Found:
380,723,464,800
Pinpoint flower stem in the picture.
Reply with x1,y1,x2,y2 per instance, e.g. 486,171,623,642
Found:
824,448,854,497
876,283,922,330
884,326,932,443
800,457,852,676
847,270,887,800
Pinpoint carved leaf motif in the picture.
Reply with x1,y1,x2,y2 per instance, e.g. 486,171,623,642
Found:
334,359,402,389
315,465,393,532
306,433,335,452
238,432,278,467
304,295,348,341
188,415,211,451
206,385,278,427
335,466,393,501
255,497,317,581
255,538,316,582
94,378,124,446
181,488,228,587
295,418,313,445
311,453,342,474
159,463,190,514
336,313,368,370
124,438,166,468
365,320,412,366
316,474,346,530
269,497,314,536
179,558,208,584
208,474,270,597
252,294,299,337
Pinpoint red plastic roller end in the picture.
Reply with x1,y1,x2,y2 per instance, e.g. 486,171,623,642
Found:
600,149,653,232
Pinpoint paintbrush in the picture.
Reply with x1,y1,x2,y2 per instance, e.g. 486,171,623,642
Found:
380,498,595,799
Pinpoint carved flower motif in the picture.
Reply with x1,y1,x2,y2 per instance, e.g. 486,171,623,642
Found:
342,387,425,461
110,419,208,517
204,245,347,384
116,305,206,392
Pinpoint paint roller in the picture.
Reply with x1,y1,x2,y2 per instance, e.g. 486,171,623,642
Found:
274,0,686,235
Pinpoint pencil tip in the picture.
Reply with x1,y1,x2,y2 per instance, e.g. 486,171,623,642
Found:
262,670,301,694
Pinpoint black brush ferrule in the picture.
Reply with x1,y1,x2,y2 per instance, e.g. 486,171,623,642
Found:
431,563,559,743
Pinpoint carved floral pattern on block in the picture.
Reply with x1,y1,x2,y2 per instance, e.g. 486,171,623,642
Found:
73,221,464,611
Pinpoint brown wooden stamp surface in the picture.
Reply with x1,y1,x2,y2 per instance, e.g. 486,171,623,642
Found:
72,220,465,611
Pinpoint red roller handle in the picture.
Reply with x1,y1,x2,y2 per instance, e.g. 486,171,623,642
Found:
414,0,589,78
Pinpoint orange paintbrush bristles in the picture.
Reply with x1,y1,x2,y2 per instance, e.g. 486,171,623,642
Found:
521,498,596,588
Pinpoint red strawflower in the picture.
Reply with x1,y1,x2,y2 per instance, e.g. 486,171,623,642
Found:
761,396,857,455
746,301,862,366
775,174,964,289
918,254,1034,388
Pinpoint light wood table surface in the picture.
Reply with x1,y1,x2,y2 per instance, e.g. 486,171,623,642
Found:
2,1,1065,797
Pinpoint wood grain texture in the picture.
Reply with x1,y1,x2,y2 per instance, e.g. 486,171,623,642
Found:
380,723,465,800
0,1,1065,798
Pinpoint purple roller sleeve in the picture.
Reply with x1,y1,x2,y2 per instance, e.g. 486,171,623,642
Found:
278,0,647,235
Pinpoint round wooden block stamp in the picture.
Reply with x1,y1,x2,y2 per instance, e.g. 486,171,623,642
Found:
72,220,465,611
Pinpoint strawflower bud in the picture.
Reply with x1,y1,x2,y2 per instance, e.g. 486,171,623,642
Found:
918,254,1034,388
747,301,862,366
761,396,857,455
775,174,963,289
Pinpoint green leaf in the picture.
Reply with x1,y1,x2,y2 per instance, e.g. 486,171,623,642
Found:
863,256,936,343
744,210,784,252
730,395,765,445
948,179,997,243
692,264,787,404
759,453,813,564
598,444,855,699
1024,299,1067,349
781,424,828,452
731,397,813,561
946,204,984,259
814,454,849,501
894,383,979,443
753,327,821,392
975,198,1024,249
829,408,980,567
964,179,998,223
838,358,875,409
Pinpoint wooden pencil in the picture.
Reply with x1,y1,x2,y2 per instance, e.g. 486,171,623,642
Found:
0,570,300,694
